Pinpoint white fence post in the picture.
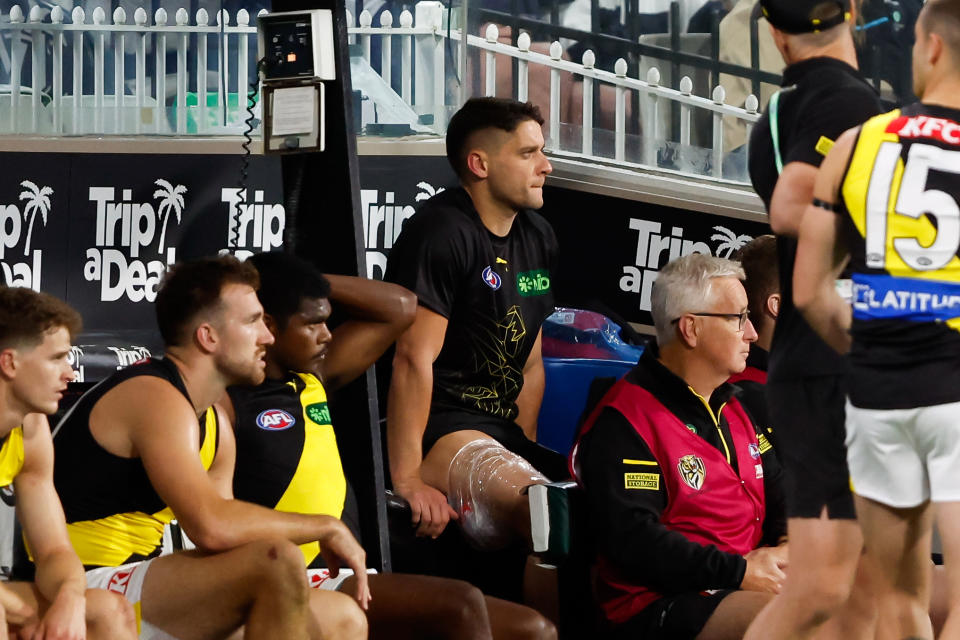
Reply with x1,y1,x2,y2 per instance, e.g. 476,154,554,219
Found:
400,10,413,104
71,7,85,134
548,41,561,151
516,32,530,103
581,50,594,156
9,6,25,133
93,6,106,134
644,67,660,167
380,10,392,89
51,6,65,133
679,75,692,147
29,6,44,133
484,23,497,97
176,8,189,134
114,7,127,135
197,8,209,133
712,85,726,178
134,7,147,135
615,58,627,162
359,10,371,63
413,1,444,123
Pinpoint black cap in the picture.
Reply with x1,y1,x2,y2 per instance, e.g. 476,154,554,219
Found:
759,0,851,34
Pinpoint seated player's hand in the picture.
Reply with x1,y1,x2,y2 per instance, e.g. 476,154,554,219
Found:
741,547,787,595
0,583,36,629
32,587,85,640
393,477,458,539
317,517,372,610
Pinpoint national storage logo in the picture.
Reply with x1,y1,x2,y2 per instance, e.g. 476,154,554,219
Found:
0,180,54,291
83,180,186,302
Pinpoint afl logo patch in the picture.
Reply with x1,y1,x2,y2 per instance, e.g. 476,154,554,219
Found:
482,266,502,290
748,443,761,460
256,409,296,431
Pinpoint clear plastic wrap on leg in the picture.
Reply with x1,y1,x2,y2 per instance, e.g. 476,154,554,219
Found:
446,438,547,550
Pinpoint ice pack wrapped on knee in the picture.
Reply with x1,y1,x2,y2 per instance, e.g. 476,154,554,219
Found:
446,439,546,550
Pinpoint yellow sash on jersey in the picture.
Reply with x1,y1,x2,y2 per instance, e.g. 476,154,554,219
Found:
842,109,960,330
66,408,219,567
273,373,346,566
0,427,25,487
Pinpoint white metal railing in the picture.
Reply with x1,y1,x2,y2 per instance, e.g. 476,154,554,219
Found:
0,3,261,135
0,1,760,181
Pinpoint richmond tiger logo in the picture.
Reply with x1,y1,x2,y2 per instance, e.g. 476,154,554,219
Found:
677,454,705,491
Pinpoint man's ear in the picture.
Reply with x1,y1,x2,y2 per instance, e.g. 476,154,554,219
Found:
0,348,16,379
929,31,945,68
676,315,699,348
194,323,218,354
766,293,781,319
465,149,490,180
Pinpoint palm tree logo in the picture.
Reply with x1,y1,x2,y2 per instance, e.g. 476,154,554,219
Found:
153,179,188,253
18,180,53,256
711,226,753,258
415,182,445,202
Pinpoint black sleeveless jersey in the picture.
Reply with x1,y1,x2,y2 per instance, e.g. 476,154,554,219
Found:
53,358,219,567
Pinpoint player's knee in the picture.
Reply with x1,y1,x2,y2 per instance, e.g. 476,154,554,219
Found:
438,581,488,631
507,609,558,640
324,593,367,640
249,537,309,589
447,439,547,550
795,580,853,625
85,588,137,638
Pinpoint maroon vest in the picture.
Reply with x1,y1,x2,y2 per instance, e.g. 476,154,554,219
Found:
571,378,766,625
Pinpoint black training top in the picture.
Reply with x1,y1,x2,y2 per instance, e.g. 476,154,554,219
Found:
578,349,787,595
385,187,558,425
749,57,883,382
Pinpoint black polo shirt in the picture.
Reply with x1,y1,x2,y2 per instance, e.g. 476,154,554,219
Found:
749,57,883,381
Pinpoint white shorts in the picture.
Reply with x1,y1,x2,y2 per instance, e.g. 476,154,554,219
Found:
86,559,176,640
846,400,960,508
307,567,377,591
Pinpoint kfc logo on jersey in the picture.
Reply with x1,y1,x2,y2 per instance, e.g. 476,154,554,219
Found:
107,568,134,595
482,266,502,291
256,409,296,431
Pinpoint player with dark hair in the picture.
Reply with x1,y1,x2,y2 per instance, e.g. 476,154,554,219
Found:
223,250,556,639
796,1,960,636
50,256,370,640
385,97,566,550
744,1,884,638
730,235,778,437
0,286,137,639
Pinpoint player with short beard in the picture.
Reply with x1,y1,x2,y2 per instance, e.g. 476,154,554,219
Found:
46,256,370,640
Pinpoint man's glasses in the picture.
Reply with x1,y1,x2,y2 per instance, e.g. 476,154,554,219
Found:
671,310,750,332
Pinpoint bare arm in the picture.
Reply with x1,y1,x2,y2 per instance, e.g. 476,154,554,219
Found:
514,329,544,441
320,275,417,391
115,379,370,606
15,414,87,638
386,305,458,537
769,161,819,237
206,405,235,500
794,128,859,354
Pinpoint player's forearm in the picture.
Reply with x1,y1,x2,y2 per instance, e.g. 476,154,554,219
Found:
183,499,346,552
325,274,417,327
514,359,544,441
33,548,86,605
386,350,433,484
796,286,851,354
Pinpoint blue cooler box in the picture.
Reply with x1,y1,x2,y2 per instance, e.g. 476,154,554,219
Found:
536,309,644,455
